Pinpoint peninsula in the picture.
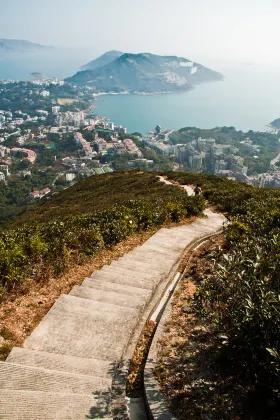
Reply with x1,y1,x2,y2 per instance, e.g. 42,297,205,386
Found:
0,38,53,54
66,51,223,94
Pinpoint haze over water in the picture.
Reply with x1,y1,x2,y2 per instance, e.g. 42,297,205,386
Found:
94,62,280,134
1,50,280,134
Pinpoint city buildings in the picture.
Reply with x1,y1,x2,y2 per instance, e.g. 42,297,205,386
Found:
11,148,37,163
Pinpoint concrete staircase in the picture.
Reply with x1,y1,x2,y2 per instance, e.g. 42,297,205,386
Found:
0,209,225,420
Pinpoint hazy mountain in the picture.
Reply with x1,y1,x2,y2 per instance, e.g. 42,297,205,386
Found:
80,50,124,71
67,52,223,93
0,38,54,53
270,118,280,129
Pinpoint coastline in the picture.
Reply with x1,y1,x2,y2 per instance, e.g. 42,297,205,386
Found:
92,88,193,97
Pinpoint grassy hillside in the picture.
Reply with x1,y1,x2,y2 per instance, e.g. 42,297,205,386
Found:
3,169,280,406
0,171,204,297
12,171,191,226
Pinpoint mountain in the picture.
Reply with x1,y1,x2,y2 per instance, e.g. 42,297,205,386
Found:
80,50,124,71
0,38,53,53
270,118,280,129
67,52,223,94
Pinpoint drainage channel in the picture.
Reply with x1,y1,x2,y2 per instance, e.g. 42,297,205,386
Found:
126,231,222,420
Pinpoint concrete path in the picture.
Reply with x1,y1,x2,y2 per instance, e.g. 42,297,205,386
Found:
0,195,225,418
158,175,195,196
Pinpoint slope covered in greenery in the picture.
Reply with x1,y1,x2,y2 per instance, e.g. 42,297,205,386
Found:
3,169,280,407
0,171,204,297
168,171,280,412
11,171,196,225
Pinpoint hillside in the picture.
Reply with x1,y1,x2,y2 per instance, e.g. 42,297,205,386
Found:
270,117,280,129
80,50,124,71
1,171,205,293
0,38,53,53
1,170,280,416
67,52,223,93
11,171,192,226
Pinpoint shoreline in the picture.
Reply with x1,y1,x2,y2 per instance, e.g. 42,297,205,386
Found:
92,88,193,97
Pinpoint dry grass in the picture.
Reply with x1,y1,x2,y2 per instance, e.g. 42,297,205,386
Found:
0,228,158,360
127,320,158,398
0,217,196,361
156,234,255,419
57,98,76,105
156,233,280,419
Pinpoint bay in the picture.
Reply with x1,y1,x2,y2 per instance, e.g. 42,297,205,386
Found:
93,63,280,134
0,48,96,80
1,51,280,134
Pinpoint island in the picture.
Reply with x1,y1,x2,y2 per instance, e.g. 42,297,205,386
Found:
0,38,53,54
270,117,280,130
66,51,223,94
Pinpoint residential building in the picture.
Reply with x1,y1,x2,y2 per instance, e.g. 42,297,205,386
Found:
189,152,202,169
0,165,10,177
66,173,76,182
52,106,60,115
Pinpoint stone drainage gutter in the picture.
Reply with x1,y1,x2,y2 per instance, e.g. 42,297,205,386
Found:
126,230,223,420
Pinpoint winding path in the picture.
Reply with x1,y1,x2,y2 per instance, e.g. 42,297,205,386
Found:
0,179,225,419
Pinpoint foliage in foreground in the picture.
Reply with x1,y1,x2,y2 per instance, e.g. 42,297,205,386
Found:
168,172,280,401
0,172,204,298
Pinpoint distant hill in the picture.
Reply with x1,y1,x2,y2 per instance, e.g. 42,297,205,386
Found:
0,38,53,53
81,50,124,71
11,171,191,226
270,118,280,129
67,52,223,94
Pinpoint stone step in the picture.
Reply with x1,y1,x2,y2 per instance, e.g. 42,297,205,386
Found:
131,246,179,259
144,235,189,249
100,264,156,280
24,294,139,361
0,390,111,420
7,347,113,378
88,271,156,290
133,244,178,256
82,278,152,298
70,285,145,310
0,362,111,394
110,259,166,275
119,253,176,269
111,257,166,272
155,228,198,239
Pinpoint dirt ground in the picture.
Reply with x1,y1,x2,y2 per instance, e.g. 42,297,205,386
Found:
156,234,280,420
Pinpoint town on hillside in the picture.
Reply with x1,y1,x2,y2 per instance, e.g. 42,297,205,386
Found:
1,76,280,224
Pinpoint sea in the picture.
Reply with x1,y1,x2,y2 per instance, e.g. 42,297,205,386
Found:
1,49,280,134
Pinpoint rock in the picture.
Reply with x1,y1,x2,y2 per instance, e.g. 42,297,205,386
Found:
191,325,208,335
0,336,6,344
182,305,193,314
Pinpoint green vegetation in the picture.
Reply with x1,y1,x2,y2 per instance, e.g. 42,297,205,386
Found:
0,81,90,116
3,167,280,406
0,171,204,298
169,171,280,406
0,134,81,226
0,170,56,226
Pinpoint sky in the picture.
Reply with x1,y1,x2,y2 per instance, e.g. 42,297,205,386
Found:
1,0,280,64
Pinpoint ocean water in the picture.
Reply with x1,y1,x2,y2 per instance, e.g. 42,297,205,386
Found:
94,63,280,133
0,48,96,80
1,51,280,133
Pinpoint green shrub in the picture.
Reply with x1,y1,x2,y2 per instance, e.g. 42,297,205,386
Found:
167,202,187,222
0,172,204,296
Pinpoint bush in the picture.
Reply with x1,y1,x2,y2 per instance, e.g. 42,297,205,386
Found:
0,175,204,297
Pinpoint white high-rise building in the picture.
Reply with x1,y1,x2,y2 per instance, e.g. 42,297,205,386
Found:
52,106,60,115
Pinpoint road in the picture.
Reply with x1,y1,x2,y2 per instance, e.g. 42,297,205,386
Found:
270,152,280,166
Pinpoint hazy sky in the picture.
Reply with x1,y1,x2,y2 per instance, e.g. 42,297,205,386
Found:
1,0,280,63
